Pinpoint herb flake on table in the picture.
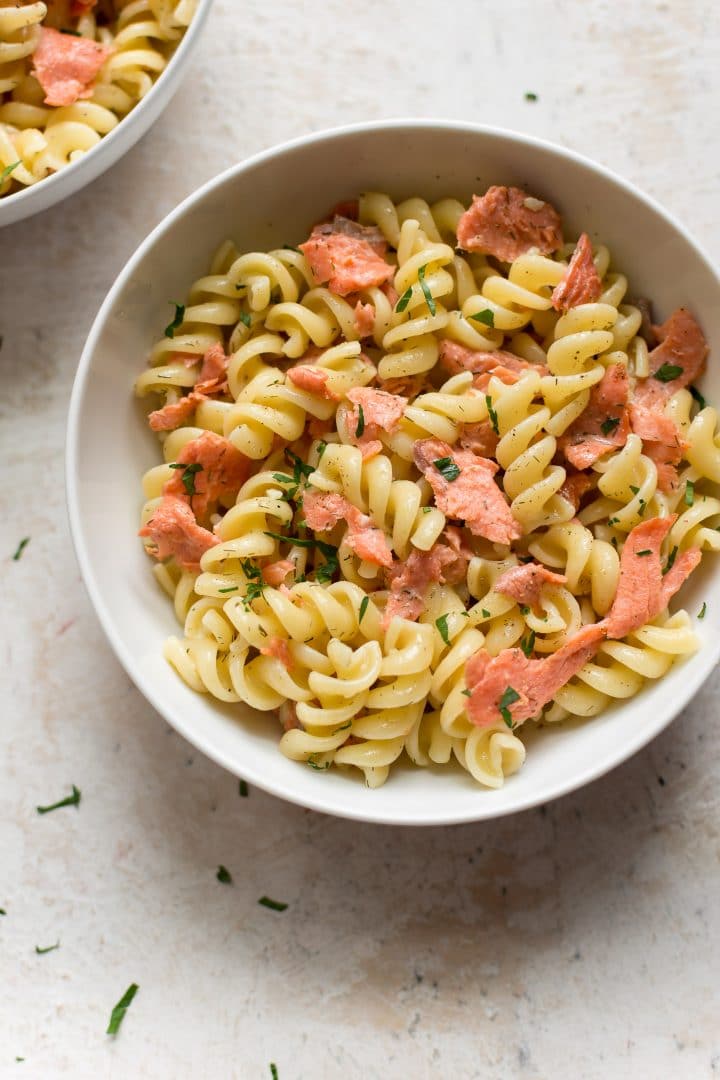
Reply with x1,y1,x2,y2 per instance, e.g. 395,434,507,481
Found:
163,302,185,339
259,896,288,912
524,91,538,101
36,785,81,815
270,1065,279,1079
238,780,249,797
106,983,139,1036
216,865,232,884
698,602,707,619
12,537,30,561
35,942,60,955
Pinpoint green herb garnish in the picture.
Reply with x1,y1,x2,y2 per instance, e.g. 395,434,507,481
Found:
359,595,369,623
685,480,695,506
316,441,327,461
519,604,530,616
470,308,495,327
307,754,330,771
524,91,538,101
636,549,652,556
12,537,30,561
106,983,139,1036
282,244,301,253
422,506,432,513
663,546,678,575
259,896,288,911
334,720,352,734
241,559,262,580
690,385,707,409
35,942,60,955
654,362,683,383
395,285,413,313
218,585,238,593
482,608,491,618
433,456,461,482
601,416,620,436
417,264,436,316
242,581,265,609
168,461,203,498
498,686,520,727
356,403,365,438
36,785,81,815
435,614,451,646
485,395,499,435
698,602,707,619
239,780,249,797
163,302,185,339
239,312,252,328
216,865,232,884
520,631,536,657
1,161,21,183
270,1066,279,1080
461,689,472,697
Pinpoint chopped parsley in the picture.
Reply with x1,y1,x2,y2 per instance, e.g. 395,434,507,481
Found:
12,537,30,561
422,506,432,513
356,403,365,438
106,983,139,1036
35,942,60,955
519,604,530,616
608,517,620,527
239,780,249,797
216,865,232,884
0,908,5,915
435,614,451,646
461,689,472,697
485,395,499,435
524,91,538,101
685,480,695,506
259,896,288,911
270,1066,279,1080
520,631,536,657
359,595,369,623
59,27,81,35
168,461,203,498
333,720,352,734
433,456,461,482
1,161,21,183
470,308,495,327
636,549,652,557
600,416,620,436
663,546,678,575
241,581,265,609
689,385,707,409
241,559,262,580
395,285,413,313
238,312,252,328
654,362,683,383
481,609,491,618
282,244,301,253
417,264,436,316
272,472,295,485
698,602,707,619
36,785,81,815
498,686,520,727
316,440,327,461
629,485,640,495
163,302,185,339
307,754,330,771
218,585,238,593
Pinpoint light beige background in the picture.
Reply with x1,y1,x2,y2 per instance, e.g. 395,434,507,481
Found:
2,1,719,1076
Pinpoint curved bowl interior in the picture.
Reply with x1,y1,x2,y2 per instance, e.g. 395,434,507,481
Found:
67,120,720,825
0,0,213,227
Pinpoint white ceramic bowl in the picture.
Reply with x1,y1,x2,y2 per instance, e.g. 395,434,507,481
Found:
0,0,213,227
66,120,720,825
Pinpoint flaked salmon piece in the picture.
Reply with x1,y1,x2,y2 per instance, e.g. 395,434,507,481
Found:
464,622,606,727
33,27,111,107
306,415,335,440
643,440,687,493
163,431,250,519
378,373,428,398
559,470,595,511
634,308,708,412
456,186,564,262
288,365,340,401
139,495,219,572
71,0,99,13
345,386,407,454
262,559,295,587
458,419,498,459
494,562,567,607
194,342,229,395
358,439,383,460
559,363,631,469
413,438,521,545
629,403,681,447
634,297,658,347
300,218,394,297
148,391,206,432
260,636,293,671
441,525,474,585
353,301,375,338
328,199,359,221
279,700,301,731
604,515,701,639
551,233,603,312
303,491,393,568
383,545,460,628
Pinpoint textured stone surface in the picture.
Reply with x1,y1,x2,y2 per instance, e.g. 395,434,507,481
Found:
2,0,720,1076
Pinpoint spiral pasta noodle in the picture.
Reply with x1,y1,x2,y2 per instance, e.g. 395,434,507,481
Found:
134,186,714,792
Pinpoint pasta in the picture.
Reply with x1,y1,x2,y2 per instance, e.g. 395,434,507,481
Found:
0,0,196,198
134,185,715,790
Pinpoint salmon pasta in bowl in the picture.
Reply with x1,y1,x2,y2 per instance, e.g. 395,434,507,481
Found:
0,0,210,223
132,185,715,793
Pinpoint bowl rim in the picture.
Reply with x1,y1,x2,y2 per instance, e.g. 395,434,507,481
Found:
66,118,720,825
0,0,214,221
